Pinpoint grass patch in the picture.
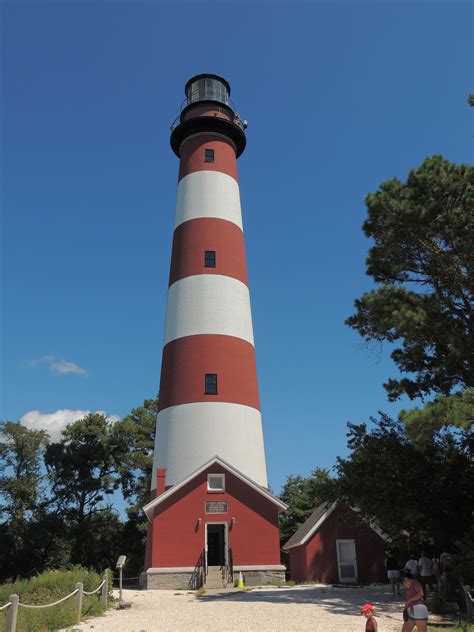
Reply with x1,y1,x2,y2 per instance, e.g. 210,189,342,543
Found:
195,588,206,597
0,566,111,632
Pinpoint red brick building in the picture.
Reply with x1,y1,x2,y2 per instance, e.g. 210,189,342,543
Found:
283,502,390,584
142,457,287,588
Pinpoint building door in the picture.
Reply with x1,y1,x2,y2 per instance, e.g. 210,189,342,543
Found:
206,524,226,567
336,539,357,582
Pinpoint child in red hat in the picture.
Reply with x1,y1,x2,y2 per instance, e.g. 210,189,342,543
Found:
360,603,378,631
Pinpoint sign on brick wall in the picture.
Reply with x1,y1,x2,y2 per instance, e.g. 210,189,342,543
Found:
205,500,228,513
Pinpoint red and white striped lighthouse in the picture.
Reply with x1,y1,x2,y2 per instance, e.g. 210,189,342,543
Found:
142,75,286,589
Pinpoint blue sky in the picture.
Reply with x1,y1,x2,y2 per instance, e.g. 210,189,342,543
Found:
1,1,473,494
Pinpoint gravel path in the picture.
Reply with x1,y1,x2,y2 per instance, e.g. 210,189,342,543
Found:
69,584,408,631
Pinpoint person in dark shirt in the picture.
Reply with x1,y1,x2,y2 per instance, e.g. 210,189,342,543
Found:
386,549,401,595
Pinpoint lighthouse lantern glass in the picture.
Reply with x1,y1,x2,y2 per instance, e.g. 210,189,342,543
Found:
186,77,229,106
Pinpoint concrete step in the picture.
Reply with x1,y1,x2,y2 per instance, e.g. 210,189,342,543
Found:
205,567,227,588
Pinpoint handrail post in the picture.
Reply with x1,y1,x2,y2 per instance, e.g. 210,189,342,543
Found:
75,582,83,624
101,571,108,609
5,594,19,632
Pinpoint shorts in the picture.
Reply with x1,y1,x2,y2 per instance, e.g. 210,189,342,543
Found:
387,570,400,579
407,604,429,621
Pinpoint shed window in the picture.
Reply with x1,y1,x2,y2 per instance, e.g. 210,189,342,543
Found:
207,474,225,491
205,373,218,394
204,250,216,268
204,148,215,163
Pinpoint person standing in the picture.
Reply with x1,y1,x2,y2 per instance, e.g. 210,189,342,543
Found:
431,555,440,591
386,550,401,595
417,551,433,598
402,570,429,632
404,553,418,576
360,603,378,631
439,551,451,572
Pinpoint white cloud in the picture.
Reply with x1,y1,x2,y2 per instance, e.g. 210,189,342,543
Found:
29,355,87,376
19,409,120,442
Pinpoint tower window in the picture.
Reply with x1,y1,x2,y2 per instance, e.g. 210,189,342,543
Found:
204,148,215,163
204,250,216,268
205,373,218,394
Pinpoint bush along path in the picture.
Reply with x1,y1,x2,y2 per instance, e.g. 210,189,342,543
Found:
0,567,111,632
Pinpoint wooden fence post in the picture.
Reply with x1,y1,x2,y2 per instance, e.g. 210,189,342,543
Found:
5,594,19,632
101,571,108,610
75,582,83,624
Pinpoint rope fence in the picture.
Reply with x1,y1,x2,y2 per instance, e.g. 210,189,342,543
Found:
18,588,79,608
1,570,109,632
83,578,107,596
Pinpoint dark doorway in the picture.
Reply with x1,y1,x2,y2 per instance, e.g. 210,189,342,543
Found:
207,524,226,566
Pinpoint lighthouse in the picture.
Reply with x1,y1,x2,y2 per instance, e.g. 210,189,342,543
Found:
141,74,286,589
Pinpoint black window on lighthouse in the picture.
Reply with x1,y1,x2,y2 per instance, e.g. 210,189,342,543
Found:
205,373,218,394
204,148,215,163
204,250,216,268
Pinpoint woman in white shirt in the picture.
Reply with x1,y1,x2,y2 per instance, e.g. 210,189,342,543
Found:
417,551,433,598
405,554,418,576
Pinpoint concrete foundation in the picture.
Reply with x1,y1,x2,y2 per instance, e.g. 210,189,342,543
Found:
140,565,286,589
240,569,286,586
140,567,202,590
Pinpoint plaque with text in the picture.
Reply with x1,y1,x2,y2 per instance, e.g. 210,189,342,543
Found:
205,500,228,514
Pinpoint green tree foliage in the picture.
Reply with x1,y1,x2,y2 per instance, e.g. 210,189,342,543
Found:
45,413,121,517
113,398,157,513
333,414,473,550
279,468,334,546
111,398,157,575
0,422,56,578
346,156,474,401
0,422,49,525
400,388,474,444
0,398,157,581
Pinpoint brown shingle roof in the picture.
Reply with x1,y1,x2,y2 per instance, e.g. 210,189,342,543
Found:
283,501,335,550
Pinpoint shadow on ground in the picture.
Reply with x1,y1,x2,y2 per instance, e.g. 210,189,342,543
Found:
197,585,403,620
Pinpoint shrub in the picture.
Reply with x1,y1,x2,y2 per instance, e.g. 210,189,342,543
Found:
0,566,110,632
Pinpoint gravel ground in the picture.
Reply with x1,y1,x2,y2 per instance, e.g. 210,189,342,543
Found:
68,584,410,632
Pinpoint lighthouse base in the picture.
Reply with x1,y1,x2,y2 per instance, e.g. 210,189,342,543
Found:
140,565,286,590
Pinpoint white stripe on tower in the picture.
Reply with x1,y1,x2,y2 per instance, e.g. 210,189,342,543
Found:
163,274,254,346
154,403,268,488
175,170,243,230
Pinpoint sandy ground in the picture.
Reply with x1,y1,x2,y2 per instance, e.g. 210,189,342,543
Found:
68,584,411,632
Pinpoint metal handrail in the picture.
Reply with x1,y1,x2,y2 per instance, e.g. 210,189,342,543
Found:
189,548,207,589
170,112,245,133
170,103,246,132
223,547,234,587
